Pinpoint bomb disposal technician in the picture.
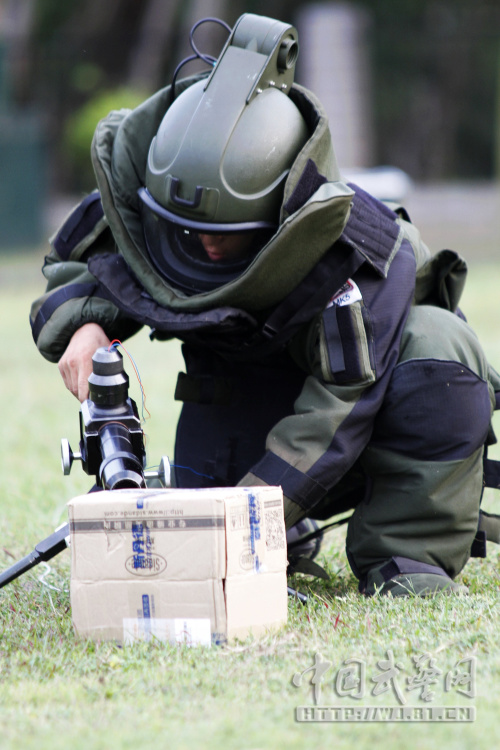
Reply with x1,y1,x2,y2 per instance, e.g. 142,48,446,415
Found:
30,14,500,596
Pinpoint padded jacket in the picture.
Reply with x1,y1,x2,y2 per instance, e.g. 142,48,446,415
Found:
30,76,496,525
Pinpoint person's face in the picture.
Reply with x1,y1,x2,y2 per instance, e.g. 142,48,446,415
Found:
197,232,256,263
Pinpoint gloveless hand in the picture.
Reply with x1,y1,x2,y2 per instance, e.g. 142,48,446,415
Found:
58,323,111,401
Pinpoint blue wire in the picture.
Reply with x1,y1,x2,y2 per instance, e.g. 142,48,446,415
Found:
172,464,215,480
146,463,214,481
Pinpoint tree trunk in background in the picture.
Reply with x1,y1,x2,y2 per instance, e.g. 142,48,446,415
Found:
128,0,183,92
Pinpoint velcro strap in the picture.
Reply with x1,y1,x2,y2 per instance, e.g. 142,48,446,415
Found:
479,510,500,544
470,530,487,558
287,555,329,580
380,556,449,582
484,458,500,488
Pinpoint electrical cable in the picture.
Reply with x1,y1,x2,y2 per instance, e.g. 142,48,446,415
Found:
108,340,151,423
169,17,231,106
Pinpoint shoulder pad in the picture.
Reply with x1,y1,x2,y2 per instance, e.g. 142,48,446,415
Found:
52,191,107,261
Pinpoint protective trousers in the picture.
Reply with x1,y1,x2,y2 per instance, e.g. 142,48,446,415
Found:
174,305,495,584
346,305,495,582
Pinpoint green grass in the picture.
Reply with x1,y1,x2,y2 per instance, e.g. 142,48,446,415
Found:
0,250,499,750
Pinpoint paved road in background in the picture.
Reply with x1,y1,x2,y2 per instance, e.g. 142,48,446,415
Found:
405,183,500,263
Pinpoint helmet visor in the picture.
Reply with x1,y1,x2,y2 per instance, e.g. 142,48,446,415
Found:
138,188,274,294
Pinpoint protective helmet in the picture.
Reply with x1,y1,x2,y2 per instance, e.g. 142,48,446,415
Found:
138,14,309,294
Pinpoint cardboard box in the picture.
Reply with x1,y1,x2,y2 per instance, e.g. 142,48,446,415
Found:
68,486,287,645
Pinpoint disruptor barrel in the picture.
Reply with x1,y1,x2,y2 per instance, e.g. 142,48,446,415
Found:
61,347,146,490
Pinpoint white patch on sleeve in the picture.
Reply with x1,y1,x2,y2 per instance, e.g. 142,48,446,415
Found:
326,279,363,308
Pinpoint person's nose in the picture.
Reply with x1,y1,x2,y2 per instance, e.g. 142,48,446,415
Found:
199,234,223,246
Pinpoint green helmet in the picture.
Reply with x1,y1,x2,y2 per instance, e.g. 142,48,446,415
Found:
138,14,309,293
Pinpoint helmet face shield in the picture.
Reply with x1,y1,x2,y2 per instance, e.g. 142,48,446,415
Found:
138,188,274,294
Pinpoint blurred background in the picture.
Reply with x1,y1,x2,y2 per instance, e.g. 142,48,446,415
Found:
0,0,499,568
0,0,499,255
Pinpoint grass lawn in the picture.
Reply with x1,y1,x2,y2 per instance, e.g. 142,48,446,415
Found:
0,249,499,750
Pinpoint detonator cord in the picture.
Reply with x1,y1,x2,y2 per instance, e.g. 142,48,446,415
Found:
108,340,151,424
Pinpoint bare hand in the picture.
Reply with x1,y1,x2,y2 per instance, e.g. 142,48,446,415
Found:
58,323,111,401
